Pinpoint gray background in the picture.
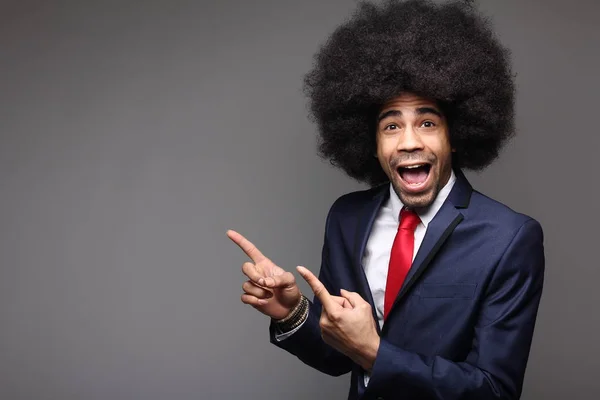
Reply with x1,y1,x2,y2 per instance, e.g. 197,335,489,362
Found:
0,0,598,399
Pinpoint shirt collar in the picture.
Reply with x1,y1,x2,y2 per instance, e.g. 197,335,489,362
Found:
388,169,457,229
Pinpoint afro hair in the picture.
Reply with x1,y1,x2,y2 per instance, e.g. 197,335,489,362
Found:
304,0,515,185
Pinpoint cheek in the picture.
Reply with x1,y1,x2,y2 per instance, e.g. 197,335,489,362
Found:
376,136,394,158
376,153,389,174
375,138,384,159
427,135,452,164
375,141,393,176
376,146,392,169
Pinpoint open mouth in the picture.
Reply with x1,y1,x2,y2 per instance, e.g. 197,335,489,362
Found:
396,163,431,190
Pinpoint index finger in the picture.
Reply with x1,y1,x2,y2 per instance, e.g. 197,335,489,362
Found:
226,230,267,263
296,266,336,311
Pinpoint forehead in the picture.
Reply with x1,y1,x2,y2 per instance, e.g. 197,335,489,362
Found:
379,93,441,114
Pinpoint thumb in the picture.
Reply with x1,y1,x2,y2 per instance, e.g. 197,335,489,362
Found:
263,271,295,289
340,289,365,308
331,295,354,309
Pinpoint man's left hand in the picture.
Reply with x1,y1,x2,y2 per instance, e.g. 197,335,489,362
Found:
297,266,380,372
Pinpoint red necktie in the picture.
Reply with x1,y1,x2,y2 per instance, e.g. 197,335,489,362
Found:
384,207,420,320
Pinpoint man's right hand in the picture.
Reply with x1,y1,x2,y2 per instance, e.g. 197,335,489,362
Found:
227,230,302,320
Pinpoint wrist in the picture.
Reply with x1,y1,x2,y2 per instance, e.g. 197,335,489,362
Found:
273,295,309,333
356,335,380,372
275,295,303,322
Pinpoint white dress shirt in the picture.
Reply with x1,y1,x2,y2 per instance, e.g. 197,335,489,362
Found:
277,170,457,387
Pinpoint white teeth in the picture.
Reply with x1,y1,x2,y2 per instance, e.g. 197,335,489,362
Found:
403,164,425,169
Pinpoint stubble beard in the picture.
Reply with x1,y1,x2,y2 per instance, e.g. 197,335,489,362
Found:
392,179,441,210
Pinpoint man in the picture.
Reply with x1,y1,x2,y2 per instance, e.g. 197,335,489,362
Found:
228,1,544,399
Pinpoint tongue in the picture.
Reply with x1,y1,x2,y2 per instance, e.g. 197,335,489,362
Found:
401,167,428,184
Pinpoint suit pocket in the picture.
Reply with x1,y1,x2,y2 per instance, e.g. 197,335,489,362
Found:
417,283,477,299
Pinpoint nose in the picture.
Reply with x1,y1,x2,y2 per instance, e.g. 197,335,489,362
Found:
396,125,424,152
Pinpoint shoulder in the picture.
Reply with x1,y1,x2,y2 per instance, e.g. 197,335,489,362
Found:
466,189,544,242
319,183,388,236
466,192,545,299
327,183,387,216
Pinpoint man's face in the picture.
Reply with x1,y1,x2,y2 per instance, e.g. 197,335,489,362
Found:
376,93,453,209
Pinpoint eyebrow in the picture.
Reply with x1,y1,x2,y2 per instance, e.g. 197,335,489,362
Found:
377,107,443,122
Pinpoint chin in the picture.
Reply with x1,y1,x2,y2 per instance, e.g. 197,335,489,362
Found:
391,179,439,209
390,171,440,210
398,190,436,209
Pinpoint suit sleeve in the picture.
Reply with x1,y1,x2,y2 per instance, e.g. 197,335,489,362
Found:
268,206,354,376
365,218,545,400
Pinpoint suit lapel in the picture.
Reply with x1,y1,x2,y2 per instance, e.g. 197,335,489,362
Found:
396,201,462,300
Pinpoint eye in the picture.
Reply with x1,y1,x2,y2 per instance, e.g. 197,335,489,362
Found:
384,123,399,131
421,121,436,128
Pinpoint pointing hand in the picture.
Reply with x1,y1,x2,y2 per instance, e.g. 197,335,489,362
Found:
297,266,380,371
227,230,301,320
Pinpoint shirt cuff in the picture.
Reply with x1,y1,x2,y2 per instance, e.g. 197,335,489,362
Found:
273,310,309,341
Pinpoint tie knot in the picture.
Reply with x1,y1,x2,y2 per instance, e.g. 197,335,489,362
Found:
399,208,420,231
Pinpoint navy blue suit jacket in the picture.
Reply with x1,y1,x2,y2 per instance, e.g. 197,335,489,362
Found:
270,170,544,400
